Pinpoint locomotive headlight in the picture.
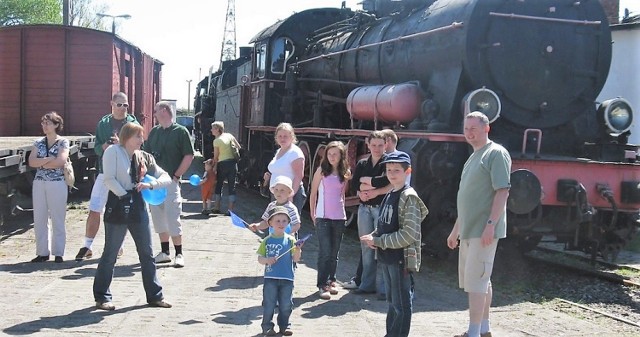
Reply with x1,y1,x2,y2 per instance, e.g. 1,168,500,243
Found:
598,98,633,135
461,87,501,123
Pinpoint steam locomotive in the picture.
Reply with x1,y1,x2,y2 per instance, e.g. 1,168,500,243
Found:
194,0,640,260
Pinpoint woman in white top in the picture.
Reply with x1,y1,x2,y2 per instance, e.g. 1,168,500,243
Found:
265,123,307,211
28,112,70,263
93,123,172,311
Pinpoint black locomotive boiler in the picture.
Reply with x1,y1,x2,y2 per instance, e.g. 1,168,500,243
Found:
195,0,640,260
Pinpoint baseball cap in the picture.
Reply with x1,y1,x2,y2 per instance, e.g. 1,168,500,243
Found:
268,205,291,222
270,175,293,193
380,150,411,165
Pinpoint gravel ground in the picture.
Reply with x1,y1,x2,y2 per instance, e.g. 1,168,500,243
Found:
1,181,639,336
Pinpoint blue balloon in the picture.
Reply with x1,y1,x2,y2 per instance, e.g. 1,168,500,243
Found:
189,174,201,186
269,223,292,234
141,175,167,206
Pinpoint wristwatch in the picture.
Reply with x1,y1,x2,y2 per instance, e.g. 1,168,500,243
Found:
149,183,154,190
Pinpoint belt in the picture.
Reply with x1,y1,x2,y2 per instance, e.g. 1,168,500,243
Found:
361,204,379,208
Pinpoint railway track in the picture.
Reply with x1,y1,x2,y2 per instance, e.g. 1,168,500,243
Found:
524,246,640,288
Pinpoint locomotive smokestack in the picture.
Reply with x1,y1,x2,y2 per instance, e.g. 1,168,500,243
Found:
599,0,620,24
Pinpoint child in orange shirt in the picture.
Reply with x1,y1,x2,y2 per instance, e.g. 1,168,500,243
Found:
200,159,217,214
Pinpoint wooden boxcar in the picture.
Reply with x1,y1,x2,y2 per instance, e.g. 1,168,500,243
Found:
0,25,162,219
0,24,162,136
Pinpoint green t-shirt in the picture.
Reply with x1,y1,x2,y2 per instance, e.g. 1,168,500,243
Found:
456,141,511,240
145,123,194,177
213,133,236,162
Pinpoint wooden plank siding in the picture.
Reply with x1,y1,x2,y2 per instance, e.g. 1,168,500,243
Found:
0,25,162,137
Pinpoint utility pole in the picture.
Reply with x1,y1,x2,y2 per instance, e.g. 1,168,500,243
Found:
219,0,237,70
186,80,192,114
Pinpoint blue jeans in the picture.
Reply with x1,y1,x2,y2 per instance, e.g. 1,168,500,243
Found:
381,261,414,337
357,204,384,293
261,278,294,332
315,218,346,287
93,209,163,304
292,185,307,213
215,160,237,203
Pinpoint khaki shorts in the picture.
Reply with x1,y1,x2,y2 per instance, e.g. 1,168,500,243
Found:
149,181,183,236
88,174,109,213
458,238,499,293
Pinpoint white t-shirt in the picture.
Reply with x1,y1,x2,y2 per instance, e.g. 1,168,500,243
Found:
268,144,304,187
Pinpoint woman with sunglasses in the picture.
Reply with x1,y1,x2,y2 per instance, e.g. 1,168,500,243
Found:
28,112,70,263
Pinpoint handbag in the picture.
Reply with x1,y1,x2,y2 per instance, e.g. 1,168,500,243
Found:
230,136,241,160
104,191,144,224
103,150,145,224
63,158,75,187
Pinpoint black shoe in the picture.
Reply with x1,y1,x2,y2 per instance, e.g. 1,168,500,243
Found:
54,256,63,263
31,255,49,263
75,247,91,261
211,209,222,215
201,209,211,215
352,288,376,295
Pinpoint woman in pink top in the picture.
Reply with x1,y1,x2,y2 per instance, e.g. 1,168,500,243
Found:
309,141,351,299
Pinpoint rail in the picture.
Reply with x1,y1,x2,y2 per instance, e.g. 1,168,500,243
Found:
245,126,466,143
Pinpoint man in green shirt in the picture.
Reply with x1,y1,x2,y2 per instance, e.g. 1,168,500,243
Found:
145,101,194,268
75,92,138,261
447,111,511,337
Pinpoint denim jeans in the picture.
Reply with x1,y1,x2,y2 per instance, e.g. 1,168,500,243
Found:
315,218,346,288
93,209,164,304
215,160,238,203
357,204,384,293
261,278,294,332
381,261,414,337
292,185,307,214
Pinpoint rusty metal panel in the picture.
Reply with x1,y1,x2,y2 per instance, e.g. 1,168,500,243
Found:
22,28,65,136
0,30,22,136
66,28,112,135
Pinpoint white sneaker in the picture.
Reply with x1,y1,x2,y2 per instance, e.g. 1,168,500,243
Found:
154,252,171,264
174,254,184,268
342,279,359,289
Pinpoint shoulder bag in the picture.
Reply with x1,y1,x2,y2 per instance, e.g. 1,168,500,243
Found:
230,135,241,160
103,150,145,224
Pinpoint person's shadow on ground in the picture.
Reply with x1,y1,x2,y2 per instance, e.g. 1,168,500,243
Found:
2,304,148,335
211,304,262,326
205,276,262,292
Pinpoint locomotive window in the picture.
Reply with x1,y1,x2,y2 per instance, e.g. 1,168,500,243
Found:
271,37,294,74
256,43,267,79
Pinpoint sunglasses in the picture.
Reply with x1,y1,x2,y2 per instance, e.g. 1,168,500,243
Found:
116,103,129,108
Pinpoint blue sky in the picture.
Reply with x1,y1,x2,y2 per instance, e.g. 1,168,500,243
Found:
103,0,640,109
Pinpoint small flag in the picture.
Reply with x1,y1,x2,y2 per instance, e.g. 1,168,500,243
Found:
228,210,247,229
296,233,313,246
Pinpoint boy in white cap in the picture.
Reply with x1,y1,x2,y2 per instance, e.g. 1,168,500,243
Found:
249,176,301,234
257,206,302,336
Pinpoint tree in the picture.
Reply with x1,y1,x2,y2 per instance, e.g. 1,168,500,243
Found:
0,0,61,26
68,0,109,30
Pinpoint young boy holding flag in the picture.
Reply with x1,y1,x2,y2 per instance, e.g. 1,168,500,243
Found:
257,206,303,336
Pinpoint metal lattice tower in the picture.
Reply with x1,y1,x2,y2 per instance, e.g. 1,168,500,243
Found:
219,0,237,70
